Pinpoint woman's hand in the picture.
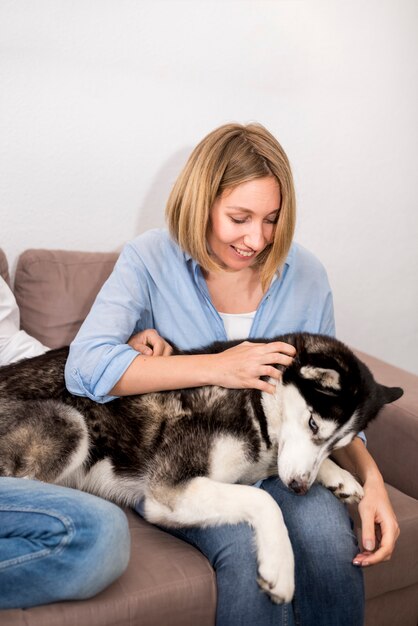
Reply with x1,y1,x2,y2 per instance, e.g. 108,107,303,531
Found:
128,329,173,357
353,475,400,567
331,437,400,567
209,340,296,393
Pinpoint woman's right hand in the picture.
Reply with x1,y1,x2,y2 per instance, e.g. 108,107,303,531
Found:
128,329,173,356
209,341,296,394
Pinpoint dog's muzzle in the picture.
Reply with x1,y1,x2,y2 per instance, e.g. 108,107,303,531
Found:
288,479,308,495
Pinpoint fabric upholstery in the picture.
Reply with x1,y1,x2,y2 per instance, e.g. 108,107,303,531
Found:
14,249,118,349
355,349,418,500
364,583,418,626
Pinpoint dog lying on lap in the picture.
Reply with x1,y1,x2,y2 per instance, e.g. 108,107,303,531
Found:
0,332,402,604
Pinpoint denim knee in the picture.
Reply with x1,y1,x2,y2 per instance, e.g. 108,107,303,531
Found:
166,521,294,626
286,484,359,566
0,479,130,608
261,478,359,562
261,478,364,625
64,495,131,599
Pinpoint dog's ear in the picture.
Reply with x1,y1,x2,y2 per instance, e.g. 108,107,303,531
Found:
299,366,341,391
379,384,403,404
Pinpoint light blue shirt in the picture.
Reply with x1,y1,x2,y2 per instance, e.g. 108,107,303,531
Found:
65,229,335,403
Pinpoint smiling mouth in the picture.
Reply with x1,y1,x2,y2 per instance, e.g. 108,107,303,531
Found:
231,246,256,258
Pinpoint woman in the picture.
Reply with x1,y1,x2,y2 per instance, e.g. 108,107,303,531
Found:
0,276,130,610
66,123,399,625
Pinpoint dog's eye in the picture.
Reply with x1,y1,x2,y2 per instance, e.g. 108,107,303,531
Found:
309,415,319,434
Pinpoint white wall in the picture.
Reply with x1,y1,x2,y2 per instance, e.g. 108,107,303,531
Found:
1,0,417,373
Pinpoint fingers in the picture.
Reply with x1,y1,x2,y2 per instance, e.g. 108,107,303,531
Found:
216,340,296,392
274,353,294,367
260,365,282,380
128,330,173,357
364,519,400,565
361,522,377,554
354,533,398,567
237,341,296,364
252,378,278,395
258,343,295,370
148,337,168,356
242,341,296,357
131,342,153,355
127,336,152,354
352,501,376,567
162,342,174,356
266,341,297,358
353,503,400,567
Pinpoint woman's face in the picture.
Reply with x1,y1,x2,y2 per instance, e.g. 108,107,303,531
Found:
207,176,281,271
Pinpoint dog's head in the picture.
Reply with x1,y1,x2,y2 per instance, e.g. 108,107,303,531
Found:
274,333,403,495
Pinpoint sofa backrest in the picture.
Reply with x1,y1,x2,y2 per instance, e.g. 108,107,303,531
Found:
14,249,119,349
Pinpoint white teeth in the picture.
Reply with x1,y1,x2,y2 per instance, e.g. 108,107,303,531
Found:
233,246,254,257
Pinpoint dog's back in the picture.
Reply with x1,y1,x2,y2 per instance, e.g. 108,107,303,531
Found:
0,346,270,495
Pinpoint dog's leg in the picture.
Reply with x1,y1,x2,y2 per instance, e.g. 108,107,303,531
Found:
316,458,364,504
144,477,294,604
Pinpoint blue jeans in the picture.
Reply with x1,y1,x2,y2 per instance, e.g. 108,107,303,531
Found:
0,478,130,610
138,477,364,626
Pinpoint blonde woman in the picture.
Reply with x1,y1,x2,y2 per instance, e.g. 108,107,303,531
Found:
66,123,399,626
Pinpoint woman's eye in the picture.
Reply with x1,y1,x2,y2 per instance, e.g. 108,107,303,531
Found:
309,415,319,434
230,217,246,224
264,212,279,225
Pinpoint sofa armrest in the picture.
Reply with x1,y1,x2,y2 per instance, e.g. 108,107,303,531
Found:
354,349,418,500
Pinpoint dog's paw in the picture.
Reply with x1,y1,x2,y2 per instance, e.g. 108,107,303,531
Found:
317,459,364,504
327,470,364,504
256,539,295,604
257,572,294,604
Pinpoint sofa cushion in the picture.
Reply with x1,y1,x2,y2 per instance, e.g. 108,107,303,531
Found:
14,249,118,349
0,509,217,626
364,582,418,626
354,349,418,500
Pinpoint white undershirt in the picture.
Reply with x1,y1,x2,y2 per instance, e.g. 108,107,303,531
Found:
216,276,278,341
218,310,256,341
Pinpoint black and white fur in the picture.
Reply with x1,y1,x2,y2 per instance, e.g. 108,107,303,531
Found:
0,333,403,603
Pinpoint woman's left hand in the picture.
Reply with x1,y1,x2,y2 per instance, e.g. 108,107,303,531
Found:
128,329,173,356
353,477,400,567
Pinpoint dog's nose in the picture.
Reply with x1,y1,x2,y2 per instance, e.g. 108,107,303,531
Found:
289,479,308,495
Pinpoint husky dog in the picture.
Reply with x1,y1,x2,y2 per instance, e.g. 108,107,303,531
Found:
0,333,402,603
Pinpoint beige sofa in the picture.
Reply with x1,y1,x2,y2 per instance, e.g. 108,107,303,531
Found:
0,247,417,626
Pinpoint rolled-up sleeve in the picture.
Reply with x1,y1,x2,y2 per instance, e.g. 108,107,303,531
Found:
66,343,139,403
65,243,152,403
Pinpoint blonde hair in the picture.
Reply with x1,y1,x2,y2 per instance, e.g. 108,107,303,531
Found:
166,122,296,291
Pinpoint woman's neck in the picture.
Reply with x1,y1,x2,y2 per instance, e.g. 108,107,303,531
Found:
203,267,265,314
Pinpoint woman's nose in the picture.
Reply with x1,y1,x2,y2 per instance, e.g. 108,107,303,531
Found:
243,223,266,250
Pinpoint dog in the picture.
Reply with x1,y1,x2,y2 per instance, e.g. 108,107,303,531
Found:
0,332,403,603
